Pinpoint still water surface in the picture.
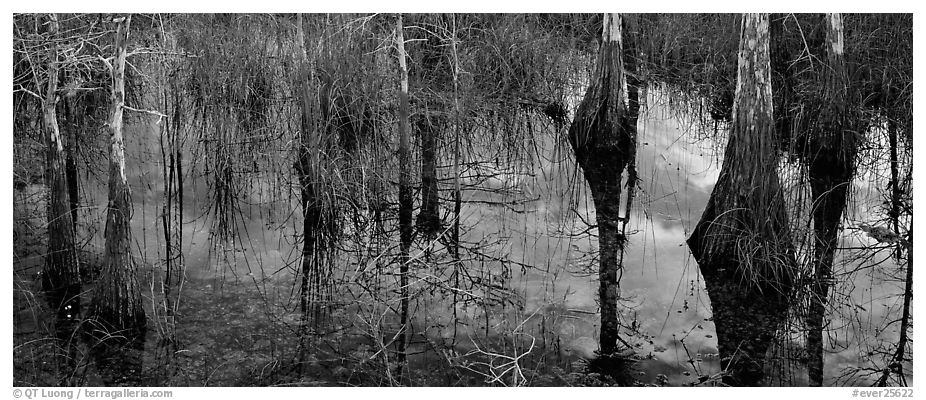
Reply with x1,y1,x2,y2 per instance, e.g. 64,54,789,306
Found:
40,95,903,386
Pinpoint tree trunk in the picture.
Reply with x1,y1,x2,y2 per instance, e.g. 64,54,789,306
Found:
566,13,635,357
686,13,797,386
41,12,81,318
63,95,80,227
415,107,441,237
89,14,146,336
805,13,856,387
86,15,147,386
41,13,82,384
395,13,414,381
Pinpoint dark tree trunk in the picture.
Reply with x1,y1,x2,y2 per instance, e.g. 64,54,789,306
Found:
566,13,635,357
89,14,147,337
686,14,797,386
41,13,82,384
395,13,414,381
63,95,80,226
41,12,81,318
804,13,857,387
415,108,442,237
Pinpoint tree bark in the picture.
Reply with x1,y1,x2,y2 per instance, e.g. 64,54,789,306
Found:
566,13,635,357
686,13,797,386
63,95,80,227
89,14,147,336
805,13,856,387
85,15,147,386
415,107,442,237
395,13,414,381
40,13,82,384
41,12,82,318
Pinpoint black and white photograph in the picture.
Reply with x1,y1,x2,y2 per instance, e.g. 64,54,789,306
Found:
10,9,915,390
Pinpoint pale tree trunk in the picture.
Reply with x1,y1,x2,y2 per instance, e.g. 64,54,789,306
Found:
686,13,797,386
41,13,82,384
566,13,635,358
805,13,856,387
395,13,414,381
89,14,147,336
87,15,147,386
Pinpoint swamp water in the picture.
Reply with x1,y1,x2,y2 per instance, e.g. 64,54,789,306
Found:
13,96,906,386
